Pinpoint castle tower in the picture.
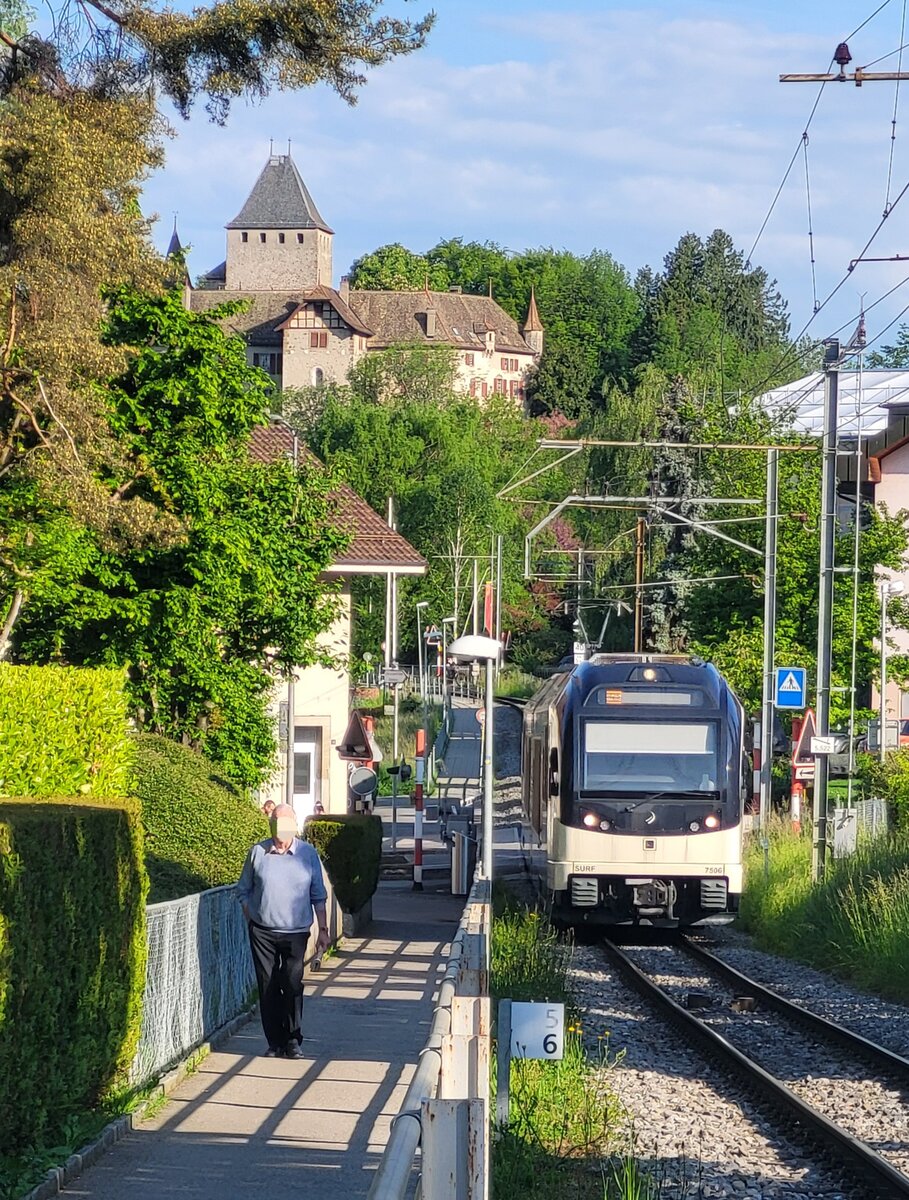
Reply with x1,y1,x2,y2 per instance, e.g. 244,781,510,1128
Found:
522,285,544,356
225,152,334,291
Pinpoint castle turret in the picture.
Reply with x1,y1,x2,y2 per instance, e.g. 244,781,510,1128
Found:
224,152,333,290
522,285,544,356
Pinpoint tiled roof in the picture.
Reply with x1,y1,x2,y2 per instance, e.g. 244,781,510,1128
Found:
189,287,373,344
275,285,374,337
199,260,226,287
349,289,536,354
227,155,333,233
248,424,426,575
523,286,543,333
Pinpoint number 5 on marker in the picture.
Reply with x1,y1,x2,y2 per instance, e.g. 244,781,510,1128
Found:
510,1002,565,1060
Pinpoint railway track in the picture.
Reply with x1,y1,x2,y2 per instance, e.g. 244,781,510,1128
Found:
602,936,909,1199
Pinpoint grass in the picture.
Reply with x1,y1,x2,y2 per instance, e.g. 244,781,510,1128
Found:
491,895,645,1200
741,818,909,1000
495,667,540,700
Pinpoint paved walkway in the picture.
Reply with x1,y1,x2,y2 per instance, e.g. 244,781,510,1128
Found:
64,706,488,1200
67,885,464,1200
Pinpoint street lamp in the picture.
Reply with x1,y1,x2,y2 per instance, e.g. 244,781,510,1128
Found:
415,601,429,703
880,579,905,761
441,616,456,713
448,634,501,881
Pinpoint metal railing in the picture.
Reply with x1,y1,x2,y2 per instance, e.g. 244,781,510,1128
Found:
368,876,491,1200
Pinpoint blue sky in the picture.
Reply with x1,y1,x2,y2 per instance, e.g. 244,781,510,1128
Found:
144,1,909,352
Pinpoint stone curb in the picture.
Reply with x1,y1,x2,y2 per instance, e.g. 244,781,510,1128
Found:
19,1007,257,1200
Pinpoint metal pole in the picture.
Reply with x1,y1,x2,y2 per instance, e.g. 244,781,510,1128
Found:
392,683,400,850
847,352,865,801
759,449,778,831
285,429,300,817
634,517,645,653
483,655,495,881
813,342,839,883
472,558,479,636
881,582,888,764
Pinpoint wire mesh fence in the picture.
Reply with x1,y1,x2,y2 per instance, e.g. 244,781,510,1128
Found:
831,798,889,858
131,885,254,1087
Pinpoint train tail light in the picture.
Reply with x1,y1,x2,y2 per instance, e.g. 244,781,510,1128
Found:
688,820,701,832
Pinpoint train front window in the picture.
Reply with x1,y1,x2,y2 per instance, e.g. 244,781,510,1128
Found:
583,722,718,793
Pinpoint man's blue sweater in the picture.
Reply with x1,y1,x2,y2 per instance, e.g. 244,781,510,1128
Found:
236,838,327,932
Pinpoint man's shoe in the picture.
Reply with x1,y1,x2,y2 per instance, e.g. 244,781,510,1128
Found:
264,1046,284,1058
284,1041,304,1060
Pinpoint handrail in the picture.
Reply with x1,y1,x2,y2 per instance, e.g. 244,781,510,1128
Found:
367,877,488,1200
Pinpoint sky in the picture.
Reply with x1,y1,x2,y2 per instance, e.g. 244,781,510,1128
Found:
143,0,909,355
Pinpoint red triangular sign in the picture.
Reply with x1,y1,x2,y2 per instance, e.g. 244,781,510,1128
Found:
792,709,817,764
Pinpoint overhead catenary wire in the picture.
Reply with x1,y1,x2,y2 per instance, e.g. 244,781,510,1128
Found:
802,133,820,312
884,0,908,213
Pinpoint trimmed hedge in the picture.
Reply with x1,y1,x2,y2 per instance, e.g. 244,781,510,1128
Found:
132,734,268,903
0,795,147,1158
0,664,131,798
305,814,382,914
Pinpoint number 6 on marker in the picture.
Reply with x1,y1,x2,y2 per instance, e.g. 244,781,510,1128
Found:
510,1002,565,1060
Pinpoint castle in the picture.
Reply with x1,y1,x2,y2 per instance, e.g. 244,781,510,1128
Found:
181,153,543,400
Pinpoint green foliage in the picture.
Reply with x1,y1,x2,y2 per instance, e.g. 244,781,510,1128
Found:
491,901,625,1200
15,286,349,786
304,814,381,913
289,361,545,658
14,1,434,122
131,734,268,903
858,750,909,830
740,824,909,1000
349,238,640,417
0,664,131,798
867,324,909,368
0,795,148,1157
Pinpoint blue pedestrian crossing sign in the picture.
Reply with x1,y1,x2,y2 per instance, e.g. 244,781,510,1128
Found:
774,666,807,710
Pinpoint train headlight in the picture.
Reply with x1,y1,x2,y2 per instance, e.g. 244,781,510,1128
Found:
582,811,600,828
688,820,701,832
642,667,657,681
705,814,720,830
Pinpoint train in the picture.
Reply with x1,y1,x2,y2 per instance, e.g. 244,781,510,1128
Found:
521,654,747,927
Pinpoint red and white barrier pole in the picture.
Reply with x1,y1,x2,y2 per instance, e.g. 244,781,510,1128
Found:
751,718,762,816
791,780,803,833
413,726,425,891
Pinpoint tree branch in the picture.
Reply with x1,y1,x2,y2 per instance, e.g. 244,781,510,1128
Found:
0,588,25,660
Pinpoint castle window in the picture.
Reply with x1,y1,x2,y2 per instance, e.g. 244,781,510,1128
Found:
470,378,477,397
279,232,286,244
310,331,328,349
259,232,266,243
241,232,248,243
501,357,509,370
297,233,304,244
252,351,282,376
312,367,324,386
465,353,475,367
481,381,488,399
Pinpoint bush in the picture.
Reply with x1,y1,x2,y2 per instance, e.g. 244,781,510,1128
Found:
0,796,147,1158
132,734,268,903
0,664,131,798
741,822,909,999
858,750,909,829
304,815,382,913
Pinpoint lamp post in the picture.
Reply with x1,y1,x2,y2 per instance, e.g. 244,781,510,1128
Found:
448,634,501,882
880,580,905,761
442,616,456,715
415,601,429,704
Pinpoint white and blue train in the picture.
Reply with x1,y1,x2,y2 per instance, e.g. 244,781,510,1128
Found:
521,654,748,927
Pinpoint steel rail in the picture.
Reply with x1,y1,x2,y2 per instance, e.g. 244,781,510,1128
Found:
602,939,909,1200
680,936,909,1082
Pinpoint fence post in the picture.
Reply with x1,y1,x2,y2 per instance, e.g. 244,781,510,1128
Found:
421,1098,486,1200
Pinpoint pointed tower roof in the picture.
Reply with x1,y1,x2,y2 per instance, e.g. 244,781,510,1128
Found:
166,218,182,258
522,285,543,333
227,154,333,233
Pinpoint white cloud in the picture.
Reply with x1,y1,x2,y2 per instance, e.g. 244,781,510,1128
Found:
142,3,909,338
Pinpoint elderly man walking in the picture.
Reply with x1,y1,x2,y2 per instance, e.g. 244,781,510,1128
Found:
237,804,330,1059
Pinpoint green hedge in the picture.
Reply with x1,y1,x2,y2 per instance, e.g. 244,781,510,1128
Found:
0,795,147,1158
305,815,382,913
0,664,131,798
132,734,268,903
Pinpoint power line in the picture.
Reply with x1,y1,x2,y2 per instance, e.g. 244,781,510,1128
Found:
884,0,908,214
802,133,819,311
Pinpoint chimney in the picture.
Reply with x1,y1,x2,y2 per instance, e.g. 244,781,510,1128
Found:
425,308,437,337
340,275,350,302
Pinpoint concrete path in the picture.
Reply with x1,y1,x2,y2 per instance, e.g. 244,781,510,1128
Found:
66,885,464,1200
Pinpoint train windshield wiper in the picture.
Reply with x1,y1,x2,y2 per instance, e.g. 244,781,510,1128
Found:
617,790,717,811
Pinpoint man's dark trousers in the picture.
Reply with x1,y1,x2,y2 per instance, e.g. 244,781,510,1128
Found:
248,922,309,1050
